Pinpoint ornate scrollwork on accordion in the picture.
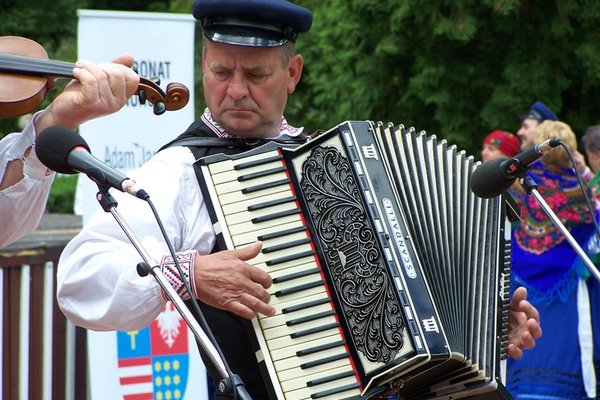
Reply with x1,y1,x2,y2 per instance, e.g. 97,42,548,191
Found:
300,146,408,365
196,120,513,400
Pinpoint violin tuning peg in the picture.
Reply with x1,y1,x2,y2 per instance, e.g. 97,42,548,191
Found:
138,89,147,105
153,102,166,115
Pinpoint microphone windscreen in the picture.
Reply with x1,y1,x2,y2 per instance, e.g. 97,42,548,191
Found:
470,158,515,198
35,126,90,174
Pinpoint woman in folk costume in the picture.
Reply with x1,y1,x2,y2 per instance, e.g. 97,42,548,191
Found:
480,129,521,162
506,120,600,399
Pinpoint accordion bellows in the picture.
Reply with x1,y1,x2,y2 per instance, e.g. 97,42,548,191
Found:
197,120,513,400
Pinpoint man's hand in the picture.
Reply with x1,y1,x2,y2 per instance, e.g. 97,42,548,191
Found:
507,286,542,359
194,242,275,319
35,54,140,133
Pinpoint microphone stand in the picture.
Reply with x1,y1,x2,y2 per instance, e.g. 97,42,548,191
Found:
519,175,600,282
95,186,252,400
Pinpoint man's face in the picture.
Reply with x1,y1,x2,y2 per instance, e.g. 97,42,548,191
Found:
517,118,540,149
202,40,303,138
587,150,600,173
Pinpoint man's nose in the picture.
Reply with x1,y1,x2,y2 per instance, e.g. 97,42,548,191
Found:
227,74,249,100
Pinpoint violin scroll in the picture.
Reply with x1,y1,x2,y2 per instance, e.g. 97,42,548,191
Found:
137,78,190,116
164,82,190,112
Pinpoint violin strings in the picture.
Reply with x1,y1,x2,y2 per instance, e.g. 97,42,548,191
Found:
0,53,75,78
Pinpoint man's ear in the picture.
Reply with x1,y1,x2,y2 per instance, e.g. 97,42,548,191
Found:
287,54,303,94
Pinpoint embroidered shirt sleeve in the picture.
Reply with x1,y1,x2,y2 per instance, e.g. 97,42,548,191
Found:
159,250,198,301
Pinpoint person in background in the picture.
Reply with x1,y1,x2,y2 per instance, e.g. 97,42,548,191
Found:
507,120,600,399
582,125,600,203
480,129,521,162
0,61,139,248
581,124,600,394
517,101,558,150
517,100,593,184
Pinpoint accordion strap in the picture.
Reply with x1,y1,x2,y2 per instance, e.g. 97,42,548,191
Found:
160,136,266,150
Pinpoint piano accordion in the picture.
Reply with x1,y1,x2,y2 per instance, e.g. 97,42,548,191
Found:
196,120,513,400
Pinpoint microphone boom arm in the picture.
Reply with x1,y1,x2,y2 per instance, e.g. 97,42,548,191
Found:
94,188,238,389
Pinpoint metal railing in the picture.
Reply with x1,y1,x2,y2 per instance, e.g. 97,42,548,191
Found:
0,216,87,400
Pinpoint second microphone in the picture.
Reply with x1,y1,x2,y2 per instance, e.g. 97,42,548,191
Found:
470,138,562,199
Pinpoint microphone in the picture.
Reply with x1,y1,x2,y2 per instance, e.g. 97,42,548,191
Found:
35,126,149,200
470,138,561,198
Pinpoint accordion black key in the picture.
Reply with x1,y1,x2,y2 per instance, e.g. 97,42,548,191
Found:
196,120,514,400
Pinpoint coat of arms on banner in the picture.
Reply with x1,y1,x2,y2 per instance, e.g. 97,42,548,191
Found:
117,302,190,400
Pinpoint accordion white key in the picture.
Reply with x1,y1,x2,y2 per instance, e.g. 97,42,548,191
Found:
196,120,514,400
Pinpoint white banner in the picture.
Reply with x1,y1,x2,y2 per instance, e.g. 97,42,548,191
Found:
76,9,196,222
77,10,209,400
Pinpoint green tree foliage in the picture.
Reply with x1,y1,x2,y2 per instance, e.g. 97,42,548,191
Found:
0,0,173,137
89,0,170,11
288,0,600,156
2,0,600,158
46,175,78,213
1,0,85,51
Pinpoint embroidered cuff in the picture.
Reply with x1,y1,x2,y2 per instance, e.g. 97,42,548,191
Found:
159,250,198,301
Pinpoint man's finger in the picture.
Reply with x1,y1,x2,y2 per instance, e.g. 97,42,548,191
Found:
110,53,135,68
528,318,543,339
226,301,256,320
233,241,263,261
511,287,527,307
248,265,272,288
226,294,275,319
242,292,276,317
508,344,523,360
519,300,540,323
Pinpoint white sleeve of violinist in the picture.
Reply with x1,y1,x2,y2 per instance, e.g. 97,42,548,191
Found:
57,147,216,332
0,111,55,248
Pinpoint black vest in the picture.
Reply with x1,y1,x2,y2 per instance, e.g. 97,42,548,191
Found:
161,119,308,399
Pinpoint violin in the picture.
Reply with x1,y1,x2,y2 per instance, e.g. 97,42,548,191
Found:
0,36,190,117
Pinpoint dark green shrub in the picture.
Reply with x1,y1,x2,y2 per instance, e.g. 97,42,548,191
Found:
46,175,77,214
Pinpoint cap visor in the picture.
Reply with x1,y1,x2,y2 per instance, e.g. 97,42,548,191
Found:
519,112,538,121
205,27,289,47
